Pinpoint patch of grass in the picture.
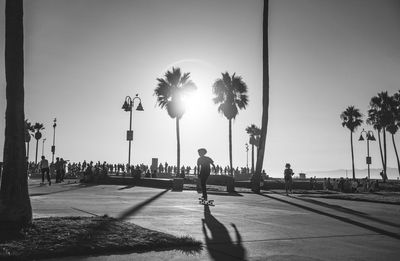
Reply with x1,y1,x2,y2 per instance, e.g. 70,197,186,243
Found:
0,216,202,260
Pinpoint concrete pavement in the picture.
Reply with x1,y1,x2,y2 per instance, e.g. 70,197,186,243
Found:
28,180,400,260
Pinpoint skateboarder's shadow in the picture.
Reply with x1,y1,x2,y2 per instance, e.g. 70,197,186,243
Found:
202,205,247,261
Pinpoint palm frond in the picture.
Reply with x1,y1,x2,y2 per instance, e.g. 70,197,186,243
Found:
165,67,181,87
232,75,248,94
33,122,44,130
221,72,232,90
235,94,248,109
212,79,226,95
181,80,197,94
180,72,190,86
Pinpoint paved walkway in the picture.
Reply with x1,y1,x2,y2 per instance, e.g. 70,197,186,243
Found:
28,180,400,261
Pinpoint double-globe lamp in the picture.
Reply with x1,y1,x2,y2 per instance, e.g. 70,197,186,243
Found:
358,129,376,179
122,94,144,173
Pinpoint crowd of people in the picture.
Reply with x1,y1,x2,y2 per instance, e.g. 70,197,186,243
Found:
322,177,379,193
27,158,265,182
283,163,384,194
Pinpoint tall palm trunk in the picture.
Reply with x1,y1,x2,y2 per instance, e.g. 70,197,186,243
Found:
0,0,32,231
26,141,29,161
383,128,387,177
251,143,254,174
35,138,39,164
350,131,355,179
391,134,400,177
377,129,385,171
176,118,180,177
229,119,233,176
253,0,269,192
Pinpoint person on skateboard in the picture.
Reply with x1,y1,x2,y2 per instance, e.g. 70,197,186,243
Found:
197,148,216,201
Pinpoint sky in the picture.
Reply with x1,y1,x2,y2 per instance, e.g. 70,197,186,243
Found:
0,0,400,178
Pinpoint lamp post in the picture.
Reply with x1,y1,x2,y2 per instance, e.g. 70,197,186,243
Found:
42,138,46,157
122,94,144,173
51,118,57,163
245,143,249,174
358,129,376,179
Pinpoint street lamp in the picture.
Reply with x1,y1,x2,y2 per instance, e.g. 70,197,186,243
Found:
358,129,376,179
42,138,46,157
51,118,57,163
245,143,249,174
122,94,144,173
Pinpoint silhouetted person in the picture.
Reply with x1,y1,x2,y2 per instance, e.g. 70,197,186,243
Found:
55,157,62,183
60,158,67,182
284,163,294,195
197,148,216,201
40,155,51,185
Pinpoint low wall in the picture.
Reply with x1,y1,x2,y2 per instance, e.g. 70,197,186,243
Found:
97,176,173,189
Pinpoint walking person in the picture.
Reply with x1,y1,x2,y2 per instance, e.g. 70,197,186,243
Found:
40,155,51,185
197,148,216,201
284,163,294,195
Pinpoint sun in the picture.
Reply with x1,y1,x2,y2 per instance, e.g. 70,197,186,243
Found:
163,58,219,123
182,90,208,120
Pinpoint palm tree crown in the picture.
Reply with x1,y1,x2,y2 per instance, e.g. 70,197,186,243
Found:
33,122,45,140
340,106,363,132
154,67,197,119
212,72,248,120
246,124,261,146
24,119,34,143
368,91,393,128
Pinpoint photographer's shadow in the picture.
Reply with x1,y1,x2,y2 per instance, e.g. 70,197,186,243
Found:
202,205,247,261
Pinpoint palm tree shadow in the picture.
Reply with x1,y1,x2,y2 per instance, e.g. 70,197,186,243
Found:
202,205,247,261
117,189,169,220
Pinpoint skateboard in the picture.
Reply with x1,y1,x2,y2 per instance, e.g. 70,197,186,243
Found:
198,198,215,206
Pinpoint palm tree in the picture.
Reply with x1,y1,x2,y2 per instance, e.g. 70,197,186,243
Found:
154,67,197,177
24,119,34,161
386,124,400,176
212,72,248,176
389,91,400,176
340,106,363,179
33,122,45,164
0,0,32,231
245,124,261,174
253,0,269,193
368,92,392,178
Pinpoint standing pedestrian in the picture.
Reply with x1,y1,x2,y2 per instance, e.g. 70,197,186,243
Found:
197,148,216,201
55,157,62,183
40,155,51,185
284,163,294,195
60,158,68,182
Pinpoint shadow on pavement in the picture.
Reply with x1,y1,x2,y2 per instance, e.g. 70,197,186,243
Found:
118,185,136,190
206,191,243,197
293,196,400,228
260,193,400,241
117,189,169,221
29,183,99,197
202,205,247,261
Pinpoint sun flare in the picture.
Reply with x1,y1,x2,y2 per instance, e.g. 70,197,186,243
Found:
182,91,208,119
